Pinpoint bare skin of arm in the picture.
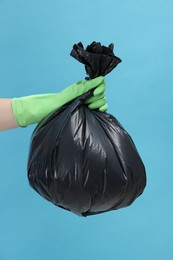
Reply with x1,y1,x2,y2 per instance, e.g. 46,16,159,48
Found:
0,79,107,131
0,99,19,131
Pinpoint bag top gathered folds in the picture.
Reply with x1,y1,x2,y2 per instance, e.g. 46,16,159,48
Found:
27,42,146,217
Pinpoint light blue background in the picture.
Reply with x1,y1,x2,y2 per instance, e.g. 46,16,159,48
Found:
0,0,172,259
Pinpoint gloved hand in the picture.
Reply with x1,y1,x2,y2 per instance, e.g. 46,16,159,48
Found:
12,76,108,127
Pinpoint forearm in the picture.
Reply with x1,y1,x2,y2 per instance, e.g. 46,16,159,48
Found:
0,77,107,130
0,99,19,130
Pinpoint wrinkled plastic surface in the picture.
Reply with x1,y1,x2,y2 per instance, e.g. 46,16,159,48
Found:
28,95,146,217
28,42,146,217
70,41,122,79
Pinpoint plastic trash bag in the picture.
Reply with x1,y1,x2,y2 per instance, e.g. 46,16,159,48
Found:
70,41,122,79
27,42,146,217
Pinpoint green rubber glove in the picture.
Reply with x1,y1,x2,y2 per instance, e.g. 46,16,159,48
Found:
12,76,108,127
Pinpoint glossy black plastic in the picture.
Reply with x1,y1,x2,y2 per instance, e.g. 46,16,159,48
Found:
70,41,122,79
28,95,146,216
27,42,146,216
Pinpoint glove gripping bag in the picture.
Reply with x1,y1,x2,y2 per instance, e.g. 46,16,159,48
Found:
28,42,146,217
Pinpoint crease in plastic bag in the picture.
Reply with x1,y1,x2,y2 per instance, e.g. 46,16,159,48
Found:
27,42,146,217
70,41,122,79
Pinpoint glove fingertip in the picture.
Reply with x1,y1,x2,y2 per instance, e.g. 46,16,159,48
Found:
88,103,94,110
96,76,104,82
88,76,104,88
99,104,108,112
93,83,106,96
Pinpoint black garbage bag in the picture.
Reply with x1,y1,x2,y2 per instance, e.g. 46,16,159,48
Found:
70,41,122,79
28,42,146,217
